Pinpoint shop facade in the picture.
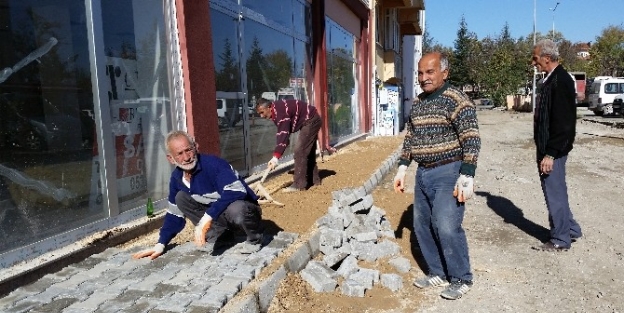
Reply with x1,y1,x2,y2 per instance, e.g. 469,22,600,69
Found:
0,0,379,269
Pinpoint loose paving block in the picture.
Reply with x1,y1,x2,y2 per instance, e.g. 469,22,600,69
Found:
300,266,337,293
307,230,321,256
388,257,412,273
336,255,359,278
380,273,403,292
340,279,366,297
323,251,349,268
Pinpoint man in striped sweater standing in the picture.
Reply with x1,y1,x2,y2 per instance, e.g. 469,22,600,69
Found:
393,52,481,300
531,39,582,252
256,98,322,192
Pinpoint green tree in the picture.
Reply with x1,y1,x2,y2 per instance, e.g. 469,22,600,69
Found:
264,50,293,91
449,16,475,88
480,24,526,106
215,38,240,92
422,23,436,54
246,37,270,99
588,25,624,76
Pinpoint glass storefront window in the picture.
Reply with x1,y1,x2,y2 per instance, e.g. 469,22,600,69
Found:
326,19,358,144
0,0,174,261
210,0,311,175
0,0,102,253
100,0,173,212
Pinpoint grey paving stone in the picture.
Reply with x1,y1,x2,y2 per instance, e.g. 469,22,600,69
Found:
380,273,403,292
48,266,79,280
127,270,176,292
111,289,145,304
3,299,42,313
99,278,134,295
186,305,220,313
19,276,56,293
165,269,196,287
71,256,104,270
24,285,67,303
341,279,366,297
147,283,179,298
300,269,337,293
118,299,155,313
284,242,312,273
388,256,412,273
190,290,228,308
258,266,287,312
225,264,257,283
212,276,243,294
30,297,77,313
63,289,120,311
153,292,200,312
225,294,259,313
53,273,93,289
0,288,38,310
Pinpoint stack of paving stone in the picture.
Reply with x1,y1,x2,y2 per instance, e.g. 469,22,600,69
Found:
299,186,413,297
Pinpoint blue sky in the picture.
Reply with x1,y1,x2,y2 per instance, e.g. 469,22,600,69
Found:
425,0,624,47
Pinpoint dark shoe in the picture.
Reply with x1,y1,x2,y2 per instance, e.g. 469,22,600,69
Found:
282,186,304,193
533,241,569,251
440,279,473,300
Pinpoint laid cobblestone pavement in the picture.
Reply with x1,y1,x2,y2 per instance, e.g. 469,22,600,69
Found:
0,142,404,313
0,232,298,313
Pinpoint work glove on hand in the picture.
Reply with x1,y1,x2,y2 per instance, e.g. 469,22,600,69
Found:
267,156,279,171
194,214,213,246
453,174,474,203
393,165,408,193
132,243,165,260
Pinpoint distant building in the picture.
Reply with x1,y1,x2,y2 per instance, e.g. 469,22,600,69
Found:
574,42,591,60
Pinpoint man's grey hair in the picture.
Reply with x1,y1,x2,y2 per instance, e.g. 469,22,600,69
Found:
536,39,559,61
165,130,195,154
439,53,449,72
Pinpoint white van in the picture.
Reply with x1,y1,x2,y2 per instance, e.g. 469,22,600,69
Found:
587,77,624,116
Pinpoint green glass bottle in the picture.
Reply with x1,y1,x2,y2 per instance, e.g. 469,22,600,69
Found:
146,197,154,218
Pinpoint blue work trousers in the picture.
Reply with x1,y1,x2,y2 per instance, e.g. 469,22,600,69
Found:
413,161,472,282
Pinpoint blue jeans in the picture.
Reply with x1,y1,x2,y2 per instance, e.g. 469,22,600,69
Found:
539,155,582,248
413,161,472,282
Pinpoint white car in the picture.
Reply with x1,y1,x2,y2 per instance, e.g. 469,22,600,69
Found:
587,77,624,116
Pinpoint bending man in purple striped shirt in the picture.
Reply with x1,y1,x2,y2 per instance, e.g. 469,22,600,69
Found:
256,98,322,192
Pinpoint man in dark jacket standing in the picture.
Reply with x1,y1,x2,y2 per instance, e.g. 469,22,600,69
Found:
255,98,322,192
531,39,582,251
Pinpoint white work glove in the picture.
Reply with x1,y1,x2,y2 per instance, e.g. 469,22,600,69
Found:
267,156,279,171
132,243,165,260
453,174,474,203
194,214,213,246
393,165,408,193
191,193,219,205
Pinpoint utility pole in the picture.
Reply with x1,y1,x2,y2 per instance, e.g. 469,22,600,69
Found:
550,1,560,40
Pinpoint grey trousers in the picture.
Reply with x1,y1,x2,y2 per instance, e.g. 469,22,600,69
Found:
175,191,263,244
538,155,582,247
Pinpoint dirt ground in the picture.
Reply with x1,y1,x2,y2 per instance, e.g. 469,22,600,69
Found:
121,108,624,313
